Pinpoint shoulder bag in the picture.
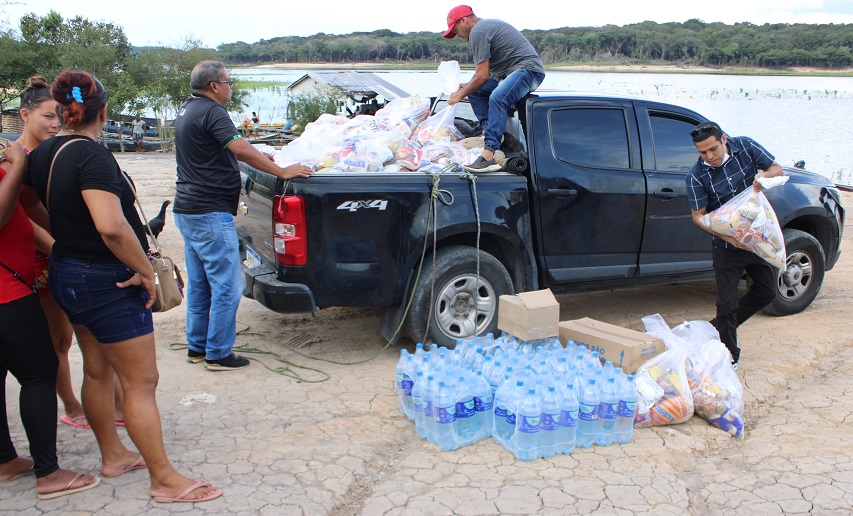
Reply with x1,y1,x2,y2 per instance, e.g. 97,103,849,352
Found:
122,173,184,312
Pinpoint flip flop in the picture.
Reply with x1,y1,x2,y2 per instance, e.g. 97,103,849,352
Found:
59,415,91,429
152,480,223,503
36,474,100,500
101,455,146,478
0,464,34,484
115,420,126,427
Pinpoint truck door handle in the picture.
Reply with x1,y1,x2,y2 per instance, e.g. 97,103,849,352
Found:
654,189,678,199
547,188,578,196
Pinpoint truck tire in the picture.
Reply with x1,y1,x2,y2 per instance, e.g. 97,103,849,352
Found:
406,246,513,347
763,229,826,316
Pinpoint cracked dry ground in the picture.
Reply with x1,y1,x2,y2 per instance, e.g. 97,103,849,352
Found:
1,155,850,514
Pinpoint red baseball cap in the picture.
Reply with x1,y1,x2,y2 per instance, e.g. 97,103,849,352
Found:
444,5,474,38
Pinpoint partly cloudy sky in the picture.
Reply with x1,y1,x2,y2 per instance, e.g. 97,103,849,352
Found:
2,0,852,47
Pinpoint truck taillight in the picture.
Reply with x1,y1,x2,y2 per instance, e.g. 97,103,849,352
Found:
272,194,307,266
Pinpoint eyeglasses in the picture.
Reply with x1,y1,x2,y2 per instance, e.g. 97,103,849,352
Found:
212,79,233,86
690,125,716,138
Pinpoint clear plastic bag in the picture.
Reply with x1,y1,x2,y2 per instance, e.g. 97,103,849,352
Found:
437,60,461,96
374,96,431,139
642,315,745,437
633,344,694,428
700,188,787,268
412,106,464,146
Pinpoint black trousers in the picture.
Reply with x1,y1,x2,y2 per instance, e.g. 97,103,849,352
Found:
711,245,777,363
0,294,59,478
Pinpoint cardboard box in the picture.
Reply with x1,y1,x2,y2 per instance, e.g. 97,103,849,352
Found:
558,318,664,373
498,289,559,341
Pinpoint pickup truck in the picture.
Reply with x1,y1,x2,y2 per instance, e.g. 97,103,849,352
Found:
236,92,844,347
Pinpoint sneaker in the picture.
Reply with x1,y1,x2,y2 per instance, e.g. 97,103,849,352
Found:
187,349,205,364
205,353,250,371
463,155,502,172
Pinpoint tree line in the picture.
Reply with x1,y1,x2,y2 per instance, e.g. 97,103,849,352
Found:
0,10,248,131
217,20,853,69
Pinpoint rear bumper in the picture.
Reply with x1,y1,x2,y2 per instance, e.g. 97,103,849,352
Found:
241,264,318,314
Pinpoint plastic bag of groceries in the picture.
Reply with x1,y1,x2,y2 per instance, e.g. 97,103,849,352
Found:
374,96,431,139
632,343,694,428
413,106,464,146
642,314,745,438
700,178,788,268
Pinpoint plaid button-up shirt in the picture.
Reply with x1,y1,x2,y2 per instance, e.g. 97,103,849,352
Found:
686,136,776,248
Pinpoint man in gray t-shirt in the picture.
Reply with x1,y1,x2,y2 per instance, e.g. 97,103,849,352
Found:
443,5,545,172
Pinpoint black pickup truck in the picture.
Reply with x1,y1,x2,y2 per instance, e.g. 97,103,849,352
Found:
236,92,844,347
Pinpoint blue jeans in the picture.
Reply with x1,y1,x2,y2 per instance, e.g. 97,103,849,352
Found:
174,212,242,361
468,69,545,152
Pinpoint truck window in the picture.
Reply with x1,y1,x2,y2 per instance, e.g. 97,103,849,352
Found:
551,108,629,169
649,115,700,173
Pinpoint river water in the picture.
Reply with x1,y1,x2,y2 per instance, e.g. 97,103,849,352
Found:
230,67,853,183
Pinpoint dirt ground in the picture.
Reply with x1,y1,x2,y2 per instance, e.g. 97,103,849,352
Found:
3,151,851,514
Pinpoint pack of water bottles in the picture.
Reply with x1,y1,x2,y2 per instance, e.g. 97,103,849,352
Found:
395,333,640,460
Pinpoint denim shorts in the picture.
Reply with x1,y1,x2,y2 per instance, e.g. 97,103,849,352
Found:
49,255,154,344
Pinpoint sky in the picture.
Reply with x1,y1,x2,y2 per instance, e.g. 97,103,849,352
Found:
2,0,852,48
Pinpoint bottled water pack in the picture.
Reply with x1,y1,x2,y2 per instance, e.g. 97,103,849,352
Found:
394,333,638,459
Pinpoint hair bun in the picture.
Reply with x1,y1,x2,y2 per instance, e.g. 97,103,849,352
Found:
26,76,49,90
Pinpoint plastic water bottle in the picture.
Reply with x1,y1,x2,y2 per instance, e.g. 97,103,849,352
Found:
422,374,439,444
513,388,541,461
411,371,427,438
603,360,616,382
539,385,561,458
453,375,477,446
577,379,600,448
504,380,527,450
434,381,458,451
557,382,579,455
493,374,515,444
615,374,638,444
395,349,412,417
471,371,493,440
471,348,485,372
597,377,618,446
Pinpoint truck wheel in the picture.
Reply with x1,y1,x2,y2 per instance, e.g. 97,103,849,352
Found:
763,229,826,316
406,246,513,347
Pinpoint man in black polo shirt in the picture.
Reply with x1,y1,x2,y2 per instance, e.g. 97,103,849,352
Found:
686,121,784,369
173,60,312,371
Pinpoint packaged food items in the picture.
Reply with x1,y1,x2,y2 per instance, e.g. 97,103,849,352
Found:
633,348,694,428
700,188,787,268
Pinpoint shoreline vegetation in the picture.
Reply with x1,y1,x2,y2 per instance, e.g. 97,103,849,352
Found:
249,61,853,77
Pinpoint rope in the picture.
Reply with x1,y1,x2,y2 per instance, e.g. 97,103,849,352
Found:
458,169,483,339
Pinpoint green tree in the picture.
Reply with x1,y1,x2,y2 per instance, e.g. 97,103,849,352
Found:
286,84,344,130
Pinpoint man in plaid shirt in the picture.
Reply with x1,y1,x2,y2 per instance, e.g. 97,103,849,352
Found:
686,121,784,369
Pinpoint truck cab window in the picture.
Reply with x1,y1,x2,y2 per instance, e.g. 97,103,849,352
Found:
649,115,701,173
550,108,629,169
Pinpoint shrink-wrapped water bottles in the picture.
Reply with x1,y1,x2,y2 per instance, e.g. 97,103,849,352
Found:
395,332,639,458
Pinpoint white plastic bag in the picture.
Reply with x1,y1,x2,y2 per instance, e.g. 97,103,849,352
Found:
437,60,461,96
700,188,787,268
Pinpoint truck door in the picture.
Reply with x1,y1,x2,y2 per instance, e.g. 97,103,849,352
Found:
530,100,645,283
635,106,712,275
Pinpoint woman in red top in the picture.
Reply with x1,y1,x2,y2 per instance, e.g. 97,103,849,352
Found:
0,137,100,498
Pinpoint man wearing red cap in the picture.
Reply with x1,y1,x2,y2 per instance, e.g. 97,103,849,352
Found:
443,5,545,172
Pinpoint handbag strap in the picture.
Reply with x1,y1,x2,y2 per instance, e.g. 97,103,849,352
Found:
45,138,85,212
0,261,38,295
121,172,163,254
